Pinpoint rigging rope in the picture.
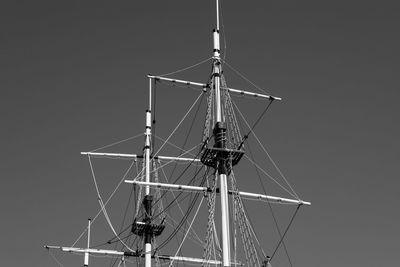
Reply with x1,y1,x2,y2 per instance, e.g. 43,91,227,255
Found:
154,135,201,159
243,155,298,199
237,99,274,150
230,172,267,259
243,138,294,266
202,84,214,145
224,86,303,264
233,95,300,200
152,91,205,159
221,59,274,96
219,0,228,63
71,156,138,248
153,90,205,202
153,160,164,219
150,147,205,214
251,134,300,200
203,172,218,267
87,156,136,253
232,100,300,199
271,204,302,260
160,165,204,247
221,75,243,148
168,196,205,267
90,133,143,152
153,167,209,251
47,249,65,267
230,173,262,266
135,159,146,218
156,57,212,77
117,177,135,236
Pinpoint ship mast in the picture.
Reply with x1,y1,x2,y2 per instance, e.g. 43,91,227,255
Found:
144,77,153,267
212,1,231,267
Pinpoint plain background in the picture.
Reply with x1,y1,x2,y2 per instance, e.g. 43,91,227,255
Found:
1,0,399,266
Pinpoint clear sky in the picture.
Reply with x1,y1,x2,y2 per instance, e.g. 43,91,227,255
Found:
1,1,399,266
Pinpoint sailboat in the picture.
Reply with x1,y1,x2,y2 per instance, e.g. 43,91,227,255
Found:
45,1,310,266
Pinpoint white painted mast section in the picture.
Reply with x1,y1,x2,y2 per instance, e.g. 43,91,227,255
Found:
125,181,311,205
144,77,152,267
220,172,230,265
83,219,91,267
213,1,230,266
145,76,152,196
213,32,222,121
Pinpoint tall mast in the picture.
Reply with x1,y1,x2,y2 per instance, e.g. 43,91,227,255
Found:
213,1,231,266
144,77,153,267
213,0,222,122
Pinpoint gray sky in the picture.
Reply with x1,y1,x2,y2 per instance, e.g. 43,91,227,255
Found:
1,1,399,266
